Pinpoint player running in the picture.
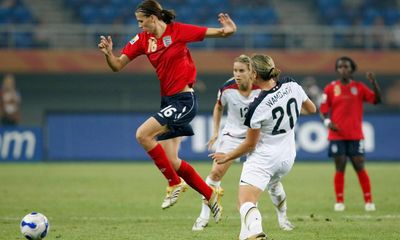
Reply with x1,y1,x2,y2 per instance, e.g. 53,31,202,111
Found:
320,56,381,212
98,0,236,222
192,55,261,231
211,54,316,240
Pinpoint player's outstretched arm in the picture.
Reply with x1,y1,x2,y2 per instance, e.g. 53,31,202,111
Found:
205,13,237,38
210,128,260,164
366,72,382,104
207,102,224,151
98,35,130,72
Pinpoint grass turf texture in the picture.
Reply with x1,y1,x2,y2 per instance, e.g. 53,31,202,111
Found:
1,162,399,240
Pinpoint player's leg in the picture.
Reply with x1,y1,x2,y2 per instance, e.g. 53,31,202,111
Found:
238,161,270,240
239,185,265,240
267,180,294,231
329,140,347,211
160,137,212,201
136,117,181,186
267,158,295,231
136,118,187,209
193,135,242,230
161,137,223,220
349,141,375,211
193,159,233,231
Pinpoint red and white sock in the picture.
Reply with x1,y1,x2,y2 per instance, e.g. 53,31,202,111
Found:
177,160,213,200
357,169,372,203
147,144,181,186
334,171,345,203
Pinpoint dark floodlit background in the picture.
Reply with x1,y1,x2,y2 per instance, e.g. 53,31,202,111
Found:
0,0,399,161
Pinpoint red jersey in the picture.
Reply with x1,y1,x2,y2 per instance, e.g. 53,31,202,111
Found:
121,22,207,96
320,80,377,140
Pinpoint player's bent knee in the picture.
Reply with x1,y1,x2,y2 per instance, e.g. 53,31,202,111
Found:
135,131,146,145
135,130,154,149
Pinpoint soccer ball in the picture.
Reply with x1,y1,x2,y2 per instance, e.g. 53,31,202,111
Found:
20,212,49,240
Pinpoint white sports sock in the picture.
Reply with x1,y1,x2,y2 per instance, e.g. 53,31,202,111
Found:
268,182,287,211
239,202,263,239
199,176,221,219
206,176,221,188
268,182,288,220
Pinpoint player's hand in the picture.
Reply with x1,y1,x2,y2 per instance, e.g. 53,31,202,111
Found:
366,72,376,84
98,35,113,55
207,134,218,151
209,152,230,164
218,13,237,37
328,122,339,131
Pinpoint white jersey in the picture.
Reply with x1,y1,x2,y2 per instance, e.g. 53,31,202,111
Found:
244,76,309,163
217,78,261,138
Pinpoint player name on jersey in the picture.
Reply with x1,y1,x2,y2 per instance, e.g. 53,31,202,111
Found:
265,85,293,108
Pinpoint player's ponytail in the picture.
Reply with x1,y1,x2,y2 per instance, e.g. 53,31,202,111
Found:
161,9,176,24
136,0,176,24
251,54,281,81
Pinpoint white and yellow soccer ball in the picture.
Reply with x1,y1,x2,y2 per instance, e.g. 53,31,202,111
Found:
20,212,49,240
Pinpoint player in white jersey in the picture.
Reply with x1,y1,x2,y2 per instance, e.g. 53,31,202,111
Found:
192,55,261,231
211,54,316,240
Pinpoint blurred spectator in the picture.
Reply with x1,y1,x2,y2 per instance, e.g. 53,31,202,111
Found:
0,73,21,126
386,80,400,107
370,16,388,49
1,0,17,8
32,20,50,48
301,76,322,106
392,19,400,48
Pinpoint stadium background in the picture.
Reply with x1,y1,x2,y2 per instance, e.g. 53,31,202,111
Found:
1,0,399,162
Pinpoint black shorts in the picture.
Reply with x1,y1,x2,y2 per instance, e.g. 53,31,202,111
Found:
328,140,365,157
153,91,198,141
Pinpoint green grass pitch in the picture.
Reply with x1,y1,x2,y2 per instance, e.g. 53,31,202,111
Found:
1,162,400,239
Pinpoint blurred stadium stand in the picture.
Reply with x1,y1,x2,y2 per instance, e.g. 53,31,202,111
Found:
0,0,399,161
1,0,400,49
0,0,400,126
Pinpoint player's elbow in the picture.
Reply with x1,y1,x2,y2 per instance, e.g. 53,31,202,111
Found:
303,100,317,114
308,105,317,114
110,64,122,72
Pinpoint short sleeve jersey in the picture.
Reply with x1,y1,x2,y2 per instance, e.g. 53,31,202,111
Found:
217,78,261,138
319,80,376,140
244,76,309,159
121,22,207,96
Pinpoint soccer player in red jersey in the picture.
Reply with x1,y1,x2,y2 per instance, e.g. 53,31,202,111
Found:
320,56,381,212
98,0,236,222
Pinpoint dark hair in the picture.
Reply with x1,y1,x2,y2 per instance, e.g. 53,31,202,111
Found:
136,0,176,24
335,56,357,72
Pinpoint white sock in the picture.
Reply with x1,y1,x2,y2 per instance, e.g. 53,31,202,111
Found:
206,176,221,188
199,176,221,220
268,182,287,220
239,202,263,239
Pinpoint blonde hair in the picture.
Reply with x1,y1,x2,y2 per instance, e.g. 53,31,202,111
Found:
251,54,281,81
234,54,253,71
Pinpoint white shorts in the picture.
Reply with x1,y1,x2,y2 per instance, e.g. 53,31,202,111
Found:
239,154,295,191
215,134,244,162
